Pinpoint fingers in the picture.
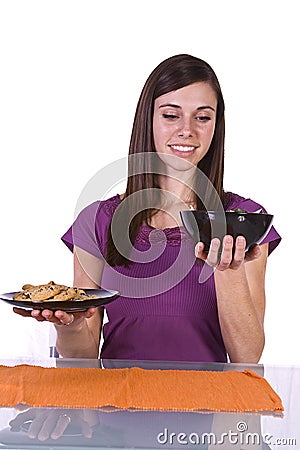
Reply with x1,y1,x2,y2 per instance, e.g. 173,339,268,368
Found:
10,408,92,441
195,238,220,267
53,311,76,326
13,307,33,318
225,235,246,270
54,308,96,326
25,410,70,441
195,236,260,271
217,235,246,271
195,238,221,267
13,307,59,323
32,309,60,324
36,412,71,441
194,241,206,259
206,238,221,267
13,307,97,325
27,411,52,440
217,236,235,270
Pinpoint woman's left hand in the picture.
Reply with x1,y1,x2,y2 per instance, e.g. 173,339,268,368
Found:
195,235,261,271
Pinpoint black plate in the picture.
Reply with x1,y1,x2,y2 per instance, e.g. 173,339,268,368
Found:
0,289,119,311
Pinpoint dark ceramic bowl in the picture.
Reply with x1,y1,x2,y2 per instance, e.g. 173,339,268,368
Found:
180,210,273,252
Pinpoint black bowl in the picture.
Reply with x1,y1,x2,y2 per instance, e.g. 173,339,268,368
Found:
180,210,273,253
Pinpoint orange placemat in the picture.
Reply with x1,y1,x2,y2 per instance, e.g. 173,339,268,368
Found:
0,365,283,413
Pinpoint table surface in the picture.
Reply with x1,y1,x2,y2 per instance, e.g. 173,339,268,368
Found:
0,357,299,450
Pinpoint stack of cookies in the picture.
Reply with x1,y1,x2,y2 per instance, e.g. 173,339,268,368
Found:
13,281,95,302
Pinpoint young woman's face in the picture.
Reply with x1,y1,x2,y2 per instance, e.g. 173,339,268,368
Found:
153,82,217,168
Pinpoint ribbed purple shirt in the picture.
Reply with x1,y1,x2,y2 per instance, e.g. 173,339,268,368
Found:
61,192,281,362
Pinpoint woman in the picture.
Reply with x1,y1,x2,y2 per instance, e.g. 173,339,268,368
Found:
14,54,281,363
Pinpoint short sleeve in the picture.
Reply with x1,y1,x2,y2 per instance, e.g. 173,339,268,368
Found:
61,201,105,259
225,192,281,256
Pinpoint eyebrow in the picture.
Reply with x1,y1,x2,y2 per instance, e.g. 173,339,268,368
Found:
158,103,216,112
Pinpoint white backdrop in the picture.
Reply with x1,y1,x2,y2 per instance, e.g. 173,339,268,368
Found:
0,0,298,363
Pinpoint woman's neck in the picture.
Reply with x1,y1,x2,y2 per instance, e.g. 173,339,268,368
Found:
157,173,196,208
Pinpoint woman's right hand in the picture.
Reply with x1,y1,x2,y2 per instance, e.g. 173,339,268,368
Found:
9,407,94,440
13,307,97,326
11,249,104,358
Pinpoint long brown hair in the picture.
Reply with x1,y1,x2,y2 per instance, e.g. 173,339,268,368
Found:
106,54,225,267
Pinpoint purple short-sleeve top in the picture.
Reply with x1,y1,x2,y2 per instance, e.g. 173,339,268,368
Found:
61,192,281,362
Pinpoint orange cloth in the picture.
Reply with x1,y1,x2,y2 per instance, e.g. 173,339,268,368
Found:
0,365,283,413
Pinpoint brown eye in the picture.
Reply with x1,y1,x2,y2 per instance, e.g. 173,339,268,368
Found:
196,116,211,122
162,114,179,120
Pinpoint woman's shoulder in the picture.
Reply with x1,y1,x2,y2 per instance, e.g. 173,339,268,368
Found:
223,191,268,213
77,194,121,221
99,194,122,217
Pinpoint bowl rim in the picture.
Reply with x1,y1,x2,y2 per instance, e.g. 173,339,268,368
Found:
181,210,273,217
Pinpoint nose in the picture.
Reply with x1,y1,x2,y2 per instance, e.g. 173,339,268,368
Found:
177,116,194,138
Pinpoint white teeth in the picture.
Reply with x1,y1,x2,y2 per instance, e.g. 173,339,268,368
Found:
171,145,195,152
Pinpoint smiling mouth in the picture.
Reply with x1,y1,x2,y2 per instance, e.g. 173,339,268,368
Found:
169,145,198,152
